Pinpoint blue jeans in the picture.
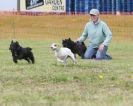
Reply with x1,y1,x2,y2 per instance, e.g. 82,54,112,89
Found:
84,46,112,60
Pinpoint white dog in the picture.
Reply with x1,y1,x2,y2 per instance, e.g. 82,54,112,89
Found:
51,43,76,65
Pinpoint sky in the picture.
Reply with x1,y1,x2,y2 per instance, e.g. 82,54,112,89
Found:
0,0,17,11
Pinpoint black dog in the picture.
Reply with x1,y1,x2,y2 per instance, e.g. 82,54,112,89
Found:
9,40,35,64
62,38,86,58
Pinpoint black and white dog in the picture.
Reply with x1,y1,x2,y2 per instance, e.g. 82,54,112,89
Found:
51,43,76,65
62,38,86,58
9,40,35,64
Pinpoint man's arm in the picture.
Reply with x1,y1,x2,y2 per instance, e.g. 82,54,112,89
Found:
77,24,88,42
102,23,112,46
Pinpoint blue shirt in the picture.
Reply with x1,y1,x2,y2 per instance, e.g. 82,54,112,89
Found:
78,20,112,48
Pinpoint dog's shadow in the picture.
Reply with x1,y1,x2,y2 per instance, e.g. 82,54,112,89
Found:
51,61,87,68
11,62,35,66
52,63,75,67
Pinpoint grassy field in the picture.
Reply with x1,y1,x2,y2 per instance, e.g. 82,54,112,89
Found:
0,14,133,106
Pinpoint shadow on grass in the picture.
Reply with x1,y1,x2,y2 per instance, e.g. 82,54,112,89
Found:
51,62,99,69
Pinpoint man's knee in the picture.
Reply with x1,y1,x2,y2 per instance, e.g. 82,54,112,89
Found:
84,53,94,59
83,47,97,59
96,53,112,60
95,56,103,60
96,52,104,60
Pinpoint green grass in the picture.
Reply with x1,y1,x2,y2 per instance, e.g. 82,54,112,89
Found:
0,39,133,106
0,14,133,106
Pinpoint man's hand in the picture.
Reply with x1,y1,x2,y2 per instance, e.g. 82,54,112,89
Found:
98,44,104,52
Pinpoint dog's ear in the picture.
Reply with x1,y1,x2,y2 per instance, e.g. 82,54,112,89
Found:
55,44,60,47
16,41,19,45
68,38,72,41
11,40,13,43
56,44,58,47
12,39,17,42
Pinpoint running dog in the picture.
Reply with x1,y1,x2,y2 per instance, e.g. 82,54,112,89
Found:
9,40,35,64
50,43,76,65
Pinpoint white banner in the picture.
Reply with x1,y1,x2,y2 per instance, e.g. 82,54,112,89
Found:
20,0,66,13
